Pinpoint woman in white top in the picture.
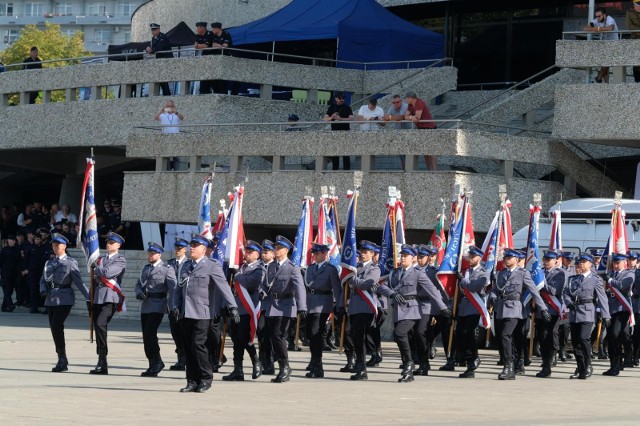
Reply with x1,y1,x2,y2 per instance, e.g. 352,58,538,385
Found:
153,100,185,134
54,205,77,225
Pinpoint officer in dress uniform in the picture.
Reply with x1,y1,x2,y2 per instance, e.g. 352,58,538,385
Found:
135,242,177,377
558,251,576,362
222,240,266,382
205,235,227,372
257,239,275,374
628,251,640,366
90,231,126,375
303,243,341,378
602,252,635,376
413,244,448,376
488,248,550,380
336,241,381,381
146,23,173,95
39,234,90,372
563,252,610,379
172,234,239,393
259,235,306,383
455,246,490,379
377,244,452,383
535,250,567,378
167,238,189,370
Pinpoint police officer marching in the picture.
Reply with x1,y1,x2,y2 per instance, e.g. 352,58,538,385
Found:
558,251,576,362
629,251,640,366
488,248,550,380
258,235,307,383
135,242,177,377
303,243,341,378
39,234,90,372
602,252,635,376
223,240,266,381
90,231,126,375
563,252,610,379
172,234,239,393
257,239,275,374
377,244,451,383
535,250,567,378
166,238,189,371
455,245,490,379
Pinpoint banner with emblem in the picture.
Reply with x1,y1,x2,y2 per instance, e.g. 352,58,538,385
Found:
481,211,500,272
340,190,358,284
523,205,545,306
198,176,213,239
378,211,393,275
77,157,100,272
548,209,562,252
436,192,469,298
292,195,314,269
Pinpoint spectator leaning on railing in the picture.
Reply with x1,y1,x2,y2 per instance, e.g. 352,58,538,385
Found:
356,98,384,131
627,0,640,82
23,47,42,104
405,91,437,171
583,7,619,83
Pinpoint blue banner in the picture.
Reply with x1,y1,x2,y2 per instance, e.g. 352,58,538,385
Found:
378,213,393,275
340,193,358,281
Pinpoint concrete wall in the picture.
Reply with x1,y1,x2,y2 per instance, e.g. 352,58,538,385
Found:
556,40,640,67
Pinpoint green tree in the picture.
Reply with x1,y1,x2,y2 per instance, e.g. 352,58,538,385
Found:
1,23,90,103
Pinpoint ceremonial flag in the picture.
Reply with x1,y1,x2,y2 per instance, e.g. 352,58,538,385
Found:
340,191,358,284
198,176,213,239
292,196,314,269
481,211,500,272
77,157,100,272
603,203,634,325
548,209,562,252
523,205,545,306
395,198,406,249
224,186,245,270
460,202,476,271
436,194,469,298
326,198,341,270
428,213,446,267
378,210,394,275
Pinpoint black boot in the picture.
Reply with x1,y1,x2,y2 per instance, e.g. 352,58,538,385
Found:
414,355,430,376
429,345,437,360
439,356,455,371
366,351,381,367
536,358,552,378
498,361,515,380
90,351,108,375
52,352,68,373
602,355,620,376
523,352,531,367
339,352,356,373
140,359,153,377
458,360,475,378
146,356,165,377
514,358,525,375
579,363,593,380
262,357,275,375
251,354,263,380
306,356,324,378
222,361,245,381
305,358,315,371
271,359,291,383
350,359,368,381
559,348,568,362
598,347,608,360
533,342,541,357
170,350,186,371
551,354,557,367
398,361,415,383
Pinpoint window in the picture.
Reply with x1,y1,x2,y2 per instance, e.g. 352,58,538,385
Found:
116,2,134,17
87,2,107,16
94,29,111,44
61,28,76,37
23,2,45,16
3,29,18,44
0,3,14,16
123,30,131,43
54,2,73,15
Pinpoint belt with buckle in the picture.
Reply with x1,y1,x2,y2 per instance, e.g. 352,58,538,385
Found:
50,283,71,289
402,295,416,301
417,296,430,302
307,289,332,296
499,295,519,301
576,298,593,305
270,292,293,300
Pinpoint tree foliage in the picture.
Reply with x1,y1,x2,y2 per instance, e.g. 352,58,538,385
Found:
2,23,90,103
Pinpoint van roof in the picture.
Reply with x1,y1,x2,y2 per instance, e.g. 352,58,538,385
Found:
550,198,640,220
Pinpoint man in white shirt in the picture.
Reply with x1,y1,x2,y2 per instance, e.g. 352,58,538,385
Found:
153,99,185,134
356,99,384,131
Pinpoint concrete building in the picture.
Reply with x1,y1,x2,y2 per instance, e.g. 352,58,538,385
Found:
0,1,143,53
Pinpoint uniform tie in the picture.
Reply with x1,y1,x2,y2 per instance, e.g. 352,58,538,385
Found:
188,261,195,274
504,270,512,281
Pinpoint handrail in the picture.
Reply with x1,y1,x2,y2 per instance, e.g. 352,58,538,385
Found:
131,118,552,135
1,44,445,71
445,64,559,124
562,29,640,40
457,81,519,90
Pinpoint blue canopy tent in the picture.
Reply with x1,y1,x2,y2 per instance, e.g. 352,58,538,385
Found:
228,0,444,70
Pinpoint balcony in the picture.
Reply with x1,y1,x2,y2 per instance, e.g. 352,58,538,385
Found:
75,15,133,26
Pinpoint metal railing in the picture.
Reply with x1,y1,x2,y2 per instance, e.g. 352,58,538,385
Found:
1,45,445,71
562,29,640,40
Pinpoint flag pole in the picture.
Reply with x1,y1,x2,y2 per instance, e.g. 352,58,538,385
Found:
486,184,508,347
528,193,542,359
294,185,313,351
447,187,470,357
339,172,362,354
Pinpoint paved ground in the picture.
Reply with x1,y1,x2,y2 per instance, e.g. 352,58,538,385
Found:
1,309,639,425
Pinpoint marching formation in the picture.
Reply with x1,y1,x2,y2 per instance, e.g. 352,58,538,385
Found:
36,159,640,391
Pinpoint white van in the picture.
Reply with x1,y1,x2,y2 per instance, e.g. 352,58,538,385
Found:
512,198,640,254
